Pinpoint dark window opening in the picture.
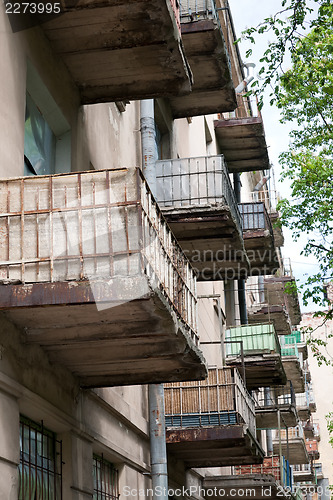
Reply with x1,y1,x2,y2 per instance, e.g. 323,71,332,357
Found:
93,455,119,500
19,416,62,500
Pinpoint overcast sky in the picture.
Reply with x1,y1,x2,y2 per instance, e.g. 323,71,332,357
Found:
230,0,320,312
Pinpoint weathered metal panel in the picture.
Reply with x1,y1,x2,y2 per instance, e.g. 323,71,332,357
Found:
0,168,198,342
226,323,281,356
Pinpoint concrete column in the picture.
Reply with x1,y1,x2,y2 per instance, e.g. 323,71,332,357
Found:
224,280,236,328
0,390,20,500
60,431,94,500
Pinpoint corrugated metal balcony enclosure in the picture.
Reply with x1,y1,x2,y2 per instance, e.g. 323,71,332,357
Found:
239,202,279,275
37,0,192,103
203,456,292,500
169,0,236,117
215,94,270,173
164,367,264,467
280,337,305,394
272,425,309,465
246,284,292,336
225,323,286,389
0,168,207,387
254,382,298,429
155,156,249,280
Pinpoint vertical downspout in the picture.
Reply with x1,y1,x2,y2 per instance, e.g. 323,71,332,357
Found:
141,99,168,500
233,173,248,325
149,384,168,500
140,99,157,193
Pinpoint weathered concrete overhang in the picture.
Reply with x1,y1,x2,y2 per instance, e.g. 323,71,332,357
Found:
165,426,264,468
272,437,309,465
281,358,304,393
0,168,207,387
239,202,279,276
255,405,298,430
226,355,287,390
36,0,192,103
248,305,292,336
214,116,270,173
155,156,249,281
293,469,315,483
169,19,236,118
204,475,290,500
264,276,302,327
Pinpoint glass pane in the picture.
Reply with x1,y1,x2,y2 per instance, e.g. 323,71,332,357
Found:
24,93,56,176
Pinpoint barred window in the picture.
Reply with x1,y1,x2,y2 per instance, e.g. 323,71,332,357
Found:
93,455,119,500
19,416,62,500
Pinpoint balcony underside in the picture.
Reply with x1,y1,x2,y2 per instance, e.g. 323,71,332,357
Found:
169,20,236,118
270,212,284,248
296,406,311,420
272,438,309,465
165,425,264,467
226,354,286,390
204,476,290,500
248,305,292,336
281,358,304,393
264,277,301,326
243,231,279,276
256,406,298,429
39,0,191,103
308,450,320,460
161,205,249,280
214,118,270,173
293,471,315,482
0,276,206,387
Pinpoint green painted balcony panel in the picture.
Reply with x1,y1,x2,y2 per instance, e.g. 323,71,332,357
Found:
226,323,281,356
225,324,286,389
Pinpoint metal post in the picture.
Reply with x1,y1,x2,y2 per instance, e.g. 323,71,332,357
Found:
149,384,168,500
264,387,273,455
140,99,157,194
277,409,283,482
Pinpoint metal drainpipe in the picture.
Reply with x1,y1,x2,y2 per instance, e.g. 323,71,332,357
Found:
149,384,168,500
264,387,273,455
141,100,168,500
233,173,248,325
140,99,157,193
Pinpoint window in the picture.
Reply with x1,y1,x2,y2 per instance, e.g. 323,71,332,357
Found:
24,93,56,176
93,455,119,500
19,416,62,500
24,60,71,177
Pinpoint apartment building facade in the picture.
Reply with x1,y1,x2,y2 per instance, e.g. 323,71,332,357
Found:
0,0,330,499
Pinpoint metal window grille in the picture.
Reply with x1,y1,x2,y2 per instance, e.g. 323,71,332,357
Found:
19,416,62,500
93,455,119,500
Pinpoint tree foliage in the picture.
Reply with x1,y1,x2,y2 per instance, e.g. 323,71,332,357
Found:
241,1,333,367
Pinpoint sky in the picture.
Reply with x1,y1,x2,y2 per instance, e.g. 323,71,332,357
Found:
230,0,320,312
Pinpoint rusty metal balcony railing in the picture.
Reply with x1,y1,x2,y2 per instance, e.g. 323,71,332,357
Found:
0,168,198,342
222,93,261,121
274,423,305,441
295,389,316,410
155,155,242,231
255,382,296,409
180,0,218,22
233,455,292,489
164,367,256,436
239,201,274,238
